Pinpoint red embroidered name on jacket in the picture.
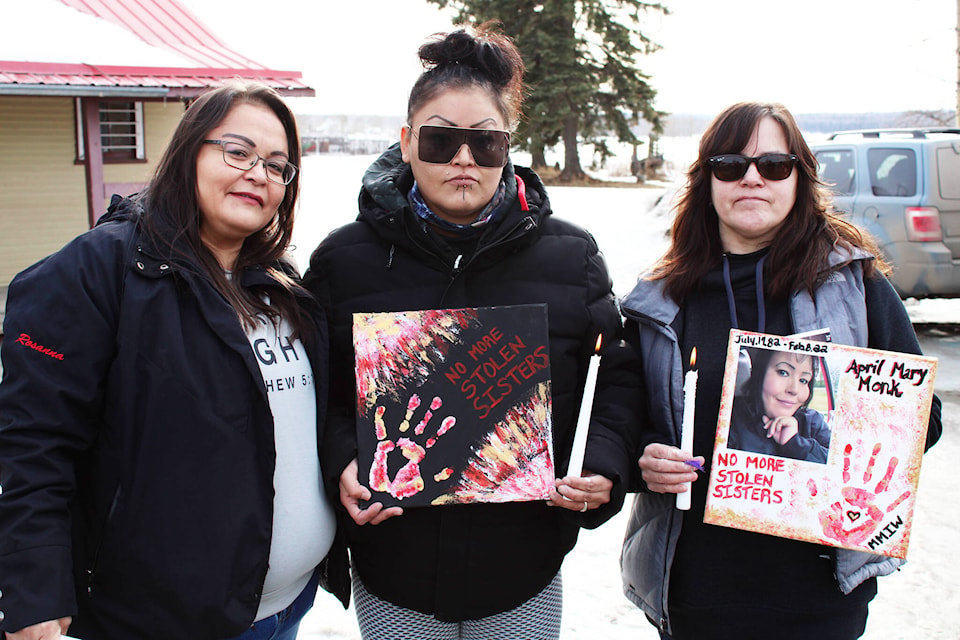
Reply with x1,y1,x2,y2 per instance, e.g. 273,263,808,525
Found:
15,333,65,361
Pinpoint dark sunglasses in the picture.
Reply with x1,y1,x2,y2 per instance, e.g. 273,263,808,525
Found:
412,125,510,167
707,153,798,181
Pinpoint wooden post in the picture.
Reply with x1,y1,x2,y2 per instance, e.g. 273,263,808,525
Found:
81,97,105,228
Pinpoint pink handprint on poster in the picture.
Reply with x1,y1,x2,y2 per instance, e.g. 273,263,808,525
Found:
368,393,457,500
812,442,913,553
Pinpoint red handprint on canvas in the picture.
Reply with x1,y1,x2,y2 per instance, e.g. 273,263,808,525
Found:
811,442,911,546
369,393,457,500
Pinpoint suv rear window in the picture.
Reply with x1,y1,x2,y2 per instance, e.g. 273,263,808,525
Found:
817,150,855,195
868,148,916,197
937,146,960,199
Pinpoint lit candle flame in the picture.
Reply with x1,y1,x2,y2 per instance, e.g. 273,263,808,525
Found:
594,334,603,353
690,347,697,368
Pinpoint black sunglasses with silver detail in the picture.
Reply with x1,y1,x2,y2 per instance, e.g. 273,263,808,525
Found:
411,125,510,168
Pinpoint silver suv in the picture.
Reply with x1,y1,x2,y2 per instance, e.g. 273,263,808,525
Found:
812,128,960,298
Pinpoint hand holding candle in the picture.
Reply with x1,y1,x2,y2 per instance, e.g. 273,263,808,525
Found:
677,347,698,510
567,334,602,478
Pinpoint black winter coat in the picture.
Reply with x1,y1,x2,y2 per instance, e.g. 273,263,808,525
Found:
0,197,349,639
303,145,640,621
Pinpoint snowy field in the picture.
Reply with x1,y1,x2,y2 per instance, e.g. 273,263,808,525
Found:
291,153,960,640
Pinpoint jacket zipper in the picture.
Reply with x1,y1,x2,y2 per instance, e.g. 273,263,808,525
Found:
621,304,671,330
450,215,537,277
86,484,122,596
439,216,537,303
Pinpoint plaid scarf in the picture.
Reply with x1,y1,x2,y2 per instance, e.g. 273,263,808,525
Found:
408,179,507,237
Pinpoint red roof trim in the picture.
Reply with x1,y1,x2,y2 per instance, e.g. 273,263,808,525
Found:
0,67,315,98
2,0,314,96
0,61,304,79
58,0,264,69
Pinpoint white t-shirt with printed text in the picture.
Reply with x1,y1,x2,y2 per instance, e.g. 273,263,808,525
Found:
246,312,336,620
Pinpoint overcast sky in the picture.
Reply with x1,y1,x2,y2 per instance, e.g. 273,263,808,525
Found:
21,0,957,118
185,0,957,117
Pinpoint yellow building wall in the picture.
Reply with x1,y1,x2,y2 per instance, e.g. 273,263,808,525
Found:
0,96,86,287
0,96,185,288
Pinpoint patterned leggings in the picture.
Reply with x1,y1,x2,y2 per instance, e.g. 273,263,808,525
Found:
352,572,563,640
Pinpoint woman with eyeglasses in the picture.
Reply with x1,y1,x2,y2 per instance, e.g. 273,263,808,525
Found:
303,23,638,640
0,81,348,640
618,102,942,639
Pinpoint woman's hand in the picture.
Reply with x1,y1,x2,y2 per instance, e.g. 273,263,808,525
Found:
763,415,799,445
338,458,403,525
7,618,72,639
638,443,704,494
549,471,613,512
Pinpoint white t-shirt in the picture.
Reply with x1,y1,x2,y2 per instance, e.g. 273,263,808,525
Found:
246,312,336,620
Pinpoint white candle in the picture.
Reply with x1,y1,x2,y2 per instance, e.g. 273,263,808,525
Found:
677,348,698,510
568,335,602,477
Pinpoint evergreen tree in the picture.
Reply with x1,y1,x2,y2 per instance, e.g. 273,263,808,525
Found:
426,0,666,181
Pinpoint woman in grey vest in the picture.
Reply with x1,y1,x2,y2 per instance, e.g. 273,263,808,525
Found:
619,101,942,640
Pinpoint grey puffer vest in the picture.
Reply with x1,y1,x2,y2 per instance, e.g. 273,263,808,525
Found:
619,249,899,634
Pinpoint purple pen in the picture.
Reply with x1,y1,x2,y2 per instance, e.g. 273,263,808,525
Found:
683,459,705,473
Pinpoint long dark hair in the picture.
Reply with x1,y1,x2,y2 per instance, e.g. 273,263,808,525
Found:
408,21,525,130
650,102,889,303
736,348,816,424
140,80,309,335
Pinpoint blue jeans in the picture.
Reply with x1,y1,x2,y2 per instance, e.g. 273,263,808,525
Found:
227,570,319,640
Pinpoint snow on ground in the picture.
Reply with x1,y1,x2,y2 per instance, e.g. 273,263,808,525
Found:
292,153,960,640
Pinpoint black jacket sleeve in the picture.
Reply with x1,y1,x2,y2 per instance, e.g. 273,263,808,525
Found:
574,243,644,528
0,226,125,633
302,244,361,495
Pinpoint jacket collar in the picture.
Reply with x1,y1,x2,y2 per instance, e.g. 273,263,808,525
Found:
620,277,679,327
101,195,303,294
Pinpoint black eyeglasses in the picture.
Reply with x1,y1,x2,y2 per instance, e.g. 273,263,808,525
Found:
203,139,297,185
707,153,798,182
411,125,510,167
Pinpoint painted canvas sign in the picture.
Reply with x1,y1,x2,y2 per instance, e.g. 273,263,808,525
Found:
704,329,937,559
353,305,554,508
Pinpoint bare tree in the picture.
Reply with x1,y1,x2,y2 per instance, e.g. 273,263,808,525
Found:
896,109,958,127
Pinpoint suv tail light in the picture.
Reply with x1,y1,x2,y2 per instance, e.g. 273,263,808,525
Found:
905,207,942,241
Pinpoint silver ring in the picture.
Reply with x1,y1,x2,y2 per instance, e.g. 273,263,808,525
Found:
580,501,588,513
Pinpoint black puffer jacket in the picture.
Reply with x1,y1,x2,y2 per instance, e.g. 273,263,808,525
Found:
0,197,349,639
303,145,640,621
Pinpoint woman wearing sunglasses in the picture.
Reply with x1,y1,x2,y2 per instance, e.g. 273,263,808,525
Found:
618,101,942,639
303,22,637,640
0,81,349,640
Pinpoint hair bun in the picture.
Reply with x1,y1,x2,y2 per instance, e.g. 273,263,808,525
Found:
419,26,514,91
408,22,525,128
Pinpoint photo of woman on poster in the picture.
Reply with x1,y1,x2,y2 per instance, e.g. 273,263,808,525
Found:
728,347,832,463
